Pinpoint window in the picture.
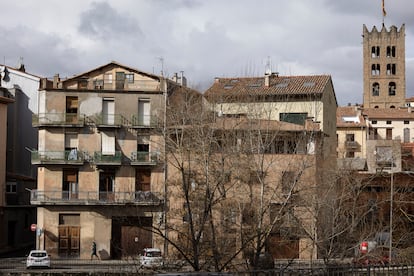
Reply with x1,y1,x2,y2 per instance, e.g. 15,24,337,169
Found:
6,182,17,193
101,131,115,155
386,120,392,124
372,83,380,96
386,128,392,140
346,151,355,158
376,146,392,166
386,64,396,75
104,73,113,84
125,73,134,83
404,128,410,143
281,171,295,194
65,133,78,160
116,72,125,90
404,121,409,124
371,64,380,75
346,134,355,141
388,82,396,96
371,46,380,58
63,170,78,200
386,46,396,57
279,113,307,126
372,120,377,124
138,99,151,126
78,79,88,89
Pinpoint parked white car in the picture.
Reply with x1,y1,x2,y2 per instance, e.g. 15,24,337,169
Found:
140,248,164,268
26,250,50,268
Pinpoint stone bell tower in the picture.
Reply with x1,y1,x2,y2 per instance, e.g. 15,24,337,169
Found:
362,24,406,108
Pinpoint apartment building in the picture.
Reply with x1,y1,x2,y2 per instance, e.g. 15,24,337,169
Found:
189,73,338,261
30,61,189,259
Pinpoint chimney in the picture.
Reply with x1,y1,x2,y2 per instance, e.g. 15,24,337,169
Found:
265,74,270,87
53,74,60,88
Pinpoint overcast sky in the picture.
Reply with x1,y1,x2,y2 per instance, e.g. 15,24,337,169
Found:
1,0,413,106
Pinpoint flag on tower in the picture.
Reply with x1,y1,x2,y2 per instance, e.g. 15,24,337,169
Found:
382,0,387,17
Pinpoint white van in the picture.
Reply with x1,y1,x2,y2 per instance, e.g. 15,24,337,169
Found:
140,248,164,268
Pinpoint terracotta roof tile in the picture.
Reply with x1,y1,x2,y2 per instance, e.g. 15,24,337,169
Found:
336,106,366,128
363,108,414,119
204,74,332,100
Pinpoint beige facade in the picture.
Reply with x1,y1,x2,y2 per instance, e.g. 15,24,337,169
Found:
363,24,406,108
189,73,339,261
31,62,172,259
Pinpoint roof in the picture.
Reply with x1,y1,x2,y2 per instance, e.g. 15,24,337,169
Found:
363,107,414,120
337,106,366,128
204,74,333,101
62,61,161,82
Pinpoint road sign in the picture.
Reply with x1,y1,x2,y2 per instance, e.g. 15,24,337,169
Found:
30,224,37,232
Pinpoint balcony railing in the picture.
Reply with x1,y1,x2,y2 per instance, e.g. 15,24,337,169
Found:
94,151,122,165
31,150,85,165
130,115,160,128
30,190,163,205
76,79,160,91
33,113,85,127
130,151,159,165
90,114,128,127
345,141,360,149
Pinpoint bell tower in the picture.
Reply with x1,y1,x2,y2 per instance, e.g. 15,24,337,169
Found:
362,24,406,108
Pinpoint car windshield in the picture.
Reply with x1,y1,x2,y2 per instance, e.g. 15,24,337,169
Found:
146,251,161,257
31,252,47,257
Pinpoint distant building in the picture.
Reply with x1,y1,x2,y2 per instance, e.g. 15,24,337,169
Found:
0,64,39,255
362,24,406,108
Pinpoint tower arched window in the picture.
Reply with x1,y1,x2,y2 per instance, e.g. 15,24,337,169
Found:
386,64,396,75
371,46,380,58
386,46,396,57
372,82,380,96
388,82,396,96
371,64,380,75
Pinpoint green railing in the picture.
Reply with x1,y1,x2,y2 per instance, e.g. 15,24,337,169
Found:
32,113,85,126
91,114,128,126
94,151,122,164
31,150,84,164
130,151,159,165
130,114,160,127
30,190,163,205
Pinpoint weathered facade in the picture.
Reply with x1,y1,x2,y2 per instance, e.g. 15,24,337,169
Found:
31,62,174,259
174,73,338,261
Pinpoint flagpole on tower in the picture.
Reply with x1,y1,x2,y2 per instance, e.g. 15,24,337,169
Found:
382,0,387,26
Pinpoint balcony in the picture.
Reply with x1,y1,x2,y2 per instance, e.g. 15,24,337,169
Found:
29,190,163,206
345,141,360,149
76,79,160,91
32,113,85,127
130,151,159,166
94,151,122,165
31,150,85,165
88,114,128,128
130,115,161,128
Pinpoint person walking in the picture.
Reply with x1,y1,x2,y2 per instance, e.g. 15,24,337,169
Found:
91,241,100,260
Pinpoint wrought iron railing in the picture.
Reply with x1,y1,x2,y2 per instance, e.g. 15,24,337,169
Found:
130,151,159,165
32,113,85,126
30,190,163,205
130,114,160,128
94,151,122,165
31,150,85,164
91,114,129,126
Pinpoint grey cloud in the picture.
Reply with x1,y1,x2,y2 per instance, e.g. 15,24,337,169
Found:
78,1,143,41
